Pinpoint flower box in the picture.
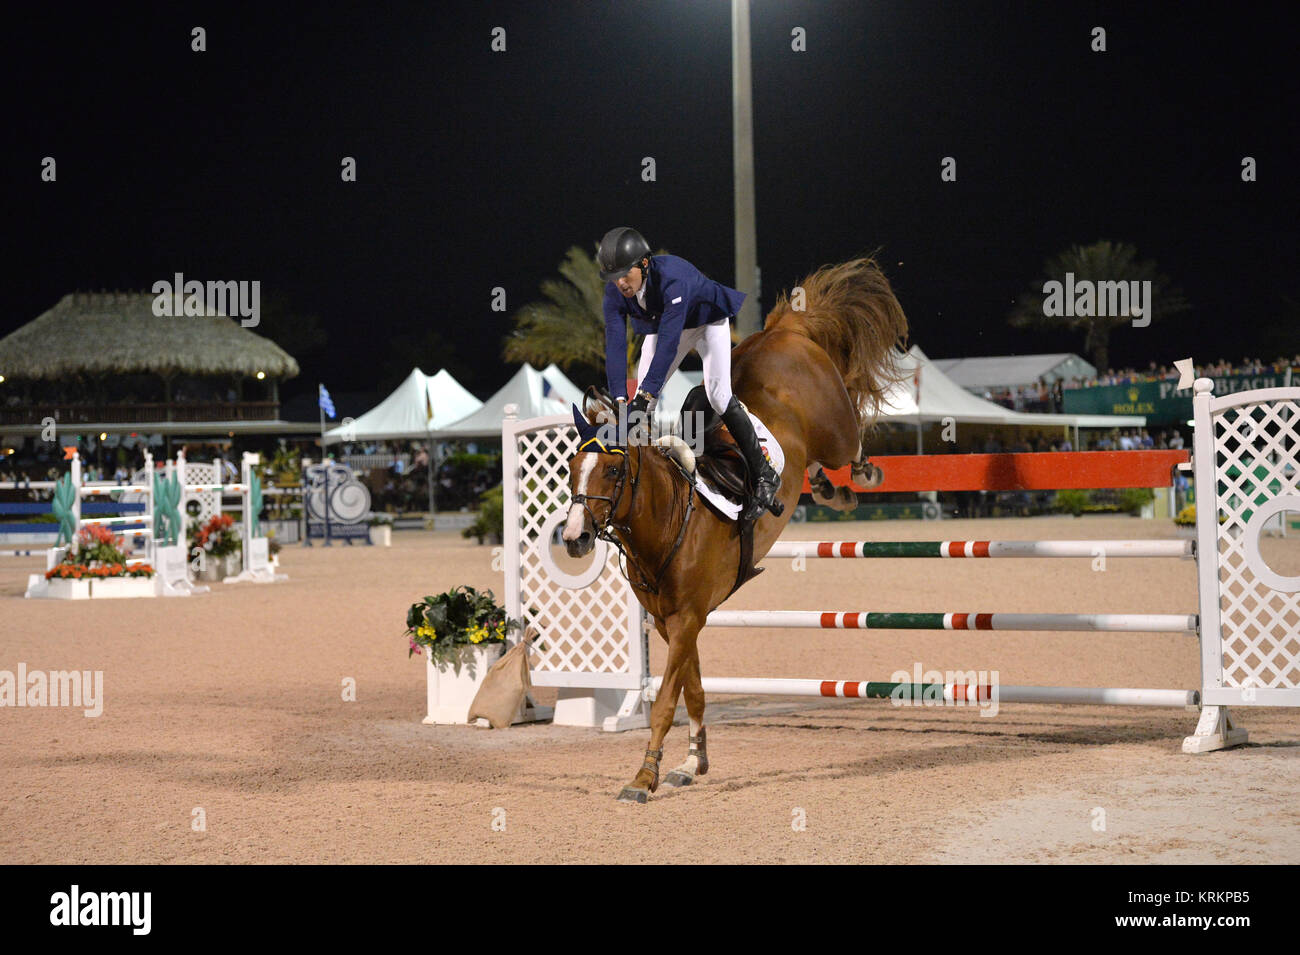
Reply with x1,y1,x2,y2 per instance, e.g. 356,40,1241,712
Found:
371,524,392,547
33,574,156,599
42,577,93,600
197,560,226,583
88,576,158,599
424,643,502,725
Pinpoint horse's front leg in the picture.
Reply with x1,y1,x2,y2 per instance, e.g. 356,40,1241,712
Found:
662,648,708,787
808,461,858,511
852,460,883,488
617,616,700,803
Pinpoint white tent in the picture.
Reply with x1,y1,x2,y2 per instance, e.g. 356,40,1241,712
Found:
428,348,1139,443
434,364,586,438
322,368,482,442
931,353,1096,392
880,346,1144,429
655,369,703,429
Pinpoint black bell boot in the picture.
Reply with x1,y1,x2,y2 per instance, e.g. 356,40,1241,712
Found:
720,397,783,521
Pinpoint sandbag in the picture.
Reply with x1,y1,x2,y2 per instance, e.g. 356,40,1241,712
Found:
467,628,535,728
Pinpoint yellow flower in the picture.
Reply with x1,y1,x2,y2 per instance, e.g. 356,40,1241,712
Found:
417,624,436,639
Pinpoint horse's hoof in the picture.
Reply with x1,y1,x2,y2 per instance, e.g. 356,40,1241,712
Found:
661,770,694,788
855,464,884,489
617,786,649,803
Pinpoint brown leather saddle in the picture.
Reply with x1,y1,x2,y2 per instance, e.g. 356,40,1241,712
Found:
678,385,766,596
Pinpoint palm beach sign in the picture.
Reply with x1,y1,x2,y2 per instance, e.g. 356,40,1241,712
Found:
1064,371,1293,423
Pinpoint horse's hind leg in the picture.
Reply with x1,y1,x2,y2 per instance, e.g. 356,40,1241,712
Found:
662,649,708,787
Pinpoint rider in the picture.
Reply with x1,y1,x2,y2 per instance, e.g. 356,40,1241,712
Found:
596,226,782,521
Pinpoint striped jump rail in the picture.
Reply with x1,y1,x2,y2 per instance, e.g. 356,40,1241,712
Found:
705,610,1198,632
766,539,1194,559
0,501,145,537
650,676,1199,708
79,484,151,496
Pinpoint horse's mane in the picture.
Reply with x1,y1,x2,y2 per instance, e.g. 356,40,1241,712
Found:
763,256,910,427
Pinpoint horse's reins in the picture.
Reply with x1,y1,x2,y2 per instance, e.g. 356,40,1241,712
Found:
571,439,694,595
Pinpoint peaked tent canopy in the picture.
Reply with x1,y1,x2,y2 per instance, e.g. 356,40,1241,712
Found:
432,348,1140,442
322,368,482,442
879,346,1143,428
434,364,585,437
931,353,1097,391
655,369,703,427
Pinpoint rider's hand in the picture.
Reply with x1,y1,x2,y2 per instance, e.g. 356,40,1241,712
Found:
626,391,654,446
628,391,655,420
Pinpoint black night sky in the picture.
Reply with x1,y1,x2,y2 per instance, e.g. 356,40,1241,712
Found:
9,1,1297,413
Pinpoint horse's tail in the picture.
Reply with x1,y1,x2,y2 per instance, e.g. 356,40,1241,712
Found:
764,256,910,428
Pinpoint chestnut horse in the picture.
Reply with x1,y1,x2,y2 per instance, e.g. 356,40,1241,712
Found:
561,257,909,802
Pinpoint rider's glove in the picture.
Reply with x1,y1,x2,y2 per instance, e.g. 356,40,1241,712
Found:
628,390,656,420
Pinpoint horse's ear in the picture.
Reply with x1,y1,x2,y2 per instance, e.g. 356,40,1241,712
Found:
573,403,610,444
571,403,594,438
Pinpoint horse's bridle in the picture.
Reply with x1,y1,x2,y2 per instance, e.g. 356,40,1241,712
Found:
570,440,694,595
570,440,633,537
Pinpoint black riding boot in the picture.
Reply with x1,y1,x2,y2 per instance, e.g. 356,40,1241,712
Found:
721,397,783,521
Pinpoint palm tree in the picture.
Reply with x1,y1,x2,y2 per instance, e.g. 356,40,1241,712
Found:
503,245,641,384
1009,241,1190,372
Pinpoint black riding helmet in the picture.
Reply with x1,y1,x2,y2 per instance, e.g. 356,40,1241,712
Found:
597,227,651,281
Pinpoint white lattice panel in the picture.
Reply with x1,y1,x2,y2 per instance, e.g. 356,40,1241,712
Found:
182,462,222,526
1195,382,1300,706
504,414,646,691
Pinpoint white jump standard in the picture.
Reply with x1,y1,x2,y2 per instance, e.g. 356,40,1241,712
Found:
22,449,285,599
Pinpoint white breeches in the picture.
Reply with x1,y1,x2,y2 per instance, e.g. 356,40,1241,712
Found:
636,318,733,414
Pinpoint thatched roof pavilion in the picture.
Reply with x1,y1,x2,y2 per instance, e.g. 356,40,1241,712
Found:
0,292,304,433
0,291,298,380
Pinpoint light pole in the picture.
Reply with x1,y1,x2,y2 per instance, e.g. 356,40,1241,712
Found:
732,0,760,338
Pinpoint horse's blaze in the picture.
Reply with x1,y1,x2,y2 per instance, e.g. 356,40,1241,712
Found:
562,454,598,544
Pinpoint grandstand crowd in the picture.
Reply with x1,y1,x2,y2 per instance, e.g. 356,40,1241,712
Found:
984,355,1298,413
